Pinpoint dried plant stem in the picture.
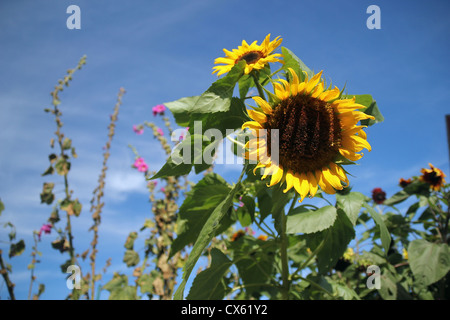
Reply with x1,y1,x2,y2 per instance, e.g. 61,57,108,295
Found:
89,87,126,300
47,56,86,298
0,250,15,300
27,233,39,300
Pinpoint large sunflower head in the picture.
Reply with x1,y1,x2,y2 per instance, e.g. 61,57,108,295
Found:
212,34,283,76
420,163,446,191
242,68,375,202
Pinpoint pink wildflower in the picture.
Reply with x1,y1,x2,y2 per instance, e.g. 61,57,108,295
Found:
133,157,148,172
38,223,52,240
179,127,189,141
152,104,166,116
157,128,164,136
138,163,148,172
133,125,144,135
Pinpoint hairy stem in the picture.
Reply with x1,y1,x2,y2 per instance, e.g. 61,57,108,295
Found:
0,250,15,300
89,87,125,300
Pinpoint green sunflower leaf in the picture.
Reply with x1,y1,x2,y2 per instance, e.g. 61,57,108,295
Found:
186,248,232,300
281,47,313,81
165,60,246,127
306,209,355,274
230,237,278,298
151,98,248,179
336,192,367,226
408,239,450,286
286,205,337,234
362,203,391,255
173,169,245,300
169,173,232,258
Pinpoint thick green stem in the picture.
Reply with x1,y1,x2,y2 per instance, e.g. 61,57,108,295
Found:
250,72,266,100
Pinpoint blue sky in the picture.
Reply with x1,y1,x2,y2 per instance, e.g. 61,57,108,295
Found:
0,0,449,299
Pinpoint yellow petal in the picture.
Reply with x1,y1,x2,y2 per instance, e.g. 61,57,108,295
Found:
242,121,263,131
305,71,323,93
261,164,277,180
339,148,363,161
317,170,336,195
283,170,295,193
252,96,272,114
307,171,319,197
322,167,343,190
329,163,349,185
253,161,270,175
247,109,267,124
311,81,324,98
288,68,300,95
268,166,284,187
294,173,310,202
319,87,340,102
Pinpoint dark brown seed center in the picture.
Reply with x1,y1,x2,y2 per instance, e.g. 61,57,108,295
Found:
265,94,342,174
423,171,442,186
238,51,263,64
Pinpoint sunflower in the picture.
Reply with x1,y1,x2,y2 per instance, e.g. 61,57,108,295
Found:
242,68,374,202
420,163,446,191
212,34,283,76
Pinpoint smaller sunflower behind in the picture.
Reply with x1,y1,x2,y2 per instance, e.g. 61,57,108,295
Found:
212,34,283,76
420,163,446,191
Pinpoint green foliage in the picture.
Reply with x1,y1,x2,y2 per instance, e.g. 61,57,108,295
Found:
103,273,137,300
306,210,355,274
362,203,392,254
186,248,232,300
286,205,337,234
152,62,248,179
170,173,233,257
281,47,313,81
174,168,246,300
9,240,25,258
408,240,450,286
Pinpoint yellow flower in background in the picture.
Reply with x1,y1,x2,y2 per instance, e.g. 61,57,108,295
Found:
242,68,374,202
257,235,268,241
343,248,355,262
212,34,283,76
420,163,446,191
402,248,408,260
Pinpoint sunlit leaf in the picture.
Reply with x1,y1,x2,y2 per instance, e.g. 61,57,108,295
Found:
186,248,232,300
286,205,337,234
408,239,450,286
